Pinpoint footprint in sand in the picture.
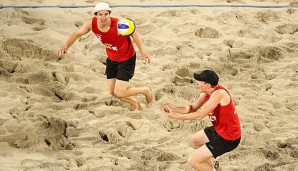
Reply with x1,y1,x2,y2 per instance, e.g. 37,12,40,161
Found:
3,38,56,61
52,71,68,84
255,10,279,24
195,27,219,38
98,121,138,144
257,46,284,62
275,23,298,35
171,67,193,86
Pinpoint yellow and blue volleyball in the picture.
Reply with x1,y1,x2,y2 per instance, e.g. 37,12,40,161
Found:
117,18,136,36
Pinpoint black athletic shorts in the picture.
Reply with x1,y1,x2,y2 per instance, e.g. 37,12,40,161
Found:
105,54,136,81
204,126,241,158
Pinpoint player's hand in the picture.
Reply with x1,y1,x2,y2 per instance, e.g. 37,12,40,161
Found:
58,47,67,57
163,103,175,110
160,104,176,119
160,104,170,113
142,53,151,64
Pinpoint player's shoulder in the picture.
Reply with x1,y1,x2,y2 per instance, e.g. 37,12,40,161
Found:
86,17,94,24
211,88,228,99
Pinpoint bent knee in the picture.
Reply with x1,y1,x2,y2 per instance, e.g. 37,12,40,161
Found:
191,135,204,148
113,90,125,98
108,89,116,96
187,155,199,168
188,155,208,171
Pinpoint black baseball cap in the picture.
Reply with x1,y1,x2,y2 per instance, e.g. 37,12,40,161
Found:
193,70,219,86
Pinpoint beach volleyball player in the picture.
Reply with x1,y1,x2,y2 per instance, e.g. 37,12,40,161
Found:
58,2,153,110
161,70,241,171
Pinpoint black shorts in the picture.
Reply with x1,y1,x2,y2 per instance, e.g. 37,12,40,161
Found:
204,126,241,158
105,54,136,81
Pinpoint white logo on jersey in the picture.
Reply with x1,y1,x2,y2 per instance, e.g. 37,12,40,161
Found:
209,115,217,122
95,34,102,41
105,43,118,51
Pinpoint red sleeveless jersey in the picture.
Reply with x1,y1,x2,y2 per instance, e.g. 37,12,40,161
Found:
91,17,135,62
205,85,241,140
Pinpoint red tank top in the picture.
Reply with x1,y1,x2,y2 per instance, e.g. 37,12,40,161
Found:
205,85,241,140
91,17,135,62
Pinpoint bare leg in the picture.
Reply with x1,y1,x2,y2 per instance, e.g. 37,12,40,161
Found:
107,79,142,110
119,96,142,110
191,129,210,148
187,145,216,171
114,79,153,107
187,130,216,171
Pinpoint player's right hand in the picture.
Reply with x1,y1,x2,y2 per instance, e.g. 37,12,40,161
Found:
58,47,67,57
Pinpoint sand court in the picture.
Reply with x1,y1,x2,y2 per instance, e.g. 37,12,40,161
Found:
0,0,298,170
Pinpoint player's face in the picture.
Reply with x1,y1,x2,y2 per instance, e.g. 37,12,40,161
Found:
96,10,110,24
195,80,209,92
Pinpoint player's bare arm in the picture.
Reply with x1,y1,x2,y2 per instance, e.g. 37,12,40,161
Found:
131,32,151,64
58,19,92,57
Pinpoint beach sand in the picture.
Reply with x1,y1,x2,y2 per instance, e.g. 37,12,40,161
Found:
0,0,298,170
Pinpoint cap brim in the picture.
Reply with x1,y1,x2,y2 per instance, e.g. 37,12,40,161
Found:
193,73,202,81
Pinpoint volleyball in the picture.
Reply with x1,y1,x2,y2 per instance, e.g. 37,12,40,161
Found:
117,18,136,36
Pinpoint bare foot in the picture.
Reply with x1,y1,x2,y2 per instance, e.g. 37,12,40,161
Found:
131,101,143,111
136,101,143,110
145,87,153,108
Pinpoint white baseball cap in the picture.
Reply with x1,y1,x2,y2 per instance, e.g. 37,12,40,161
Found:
94,2,112,14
